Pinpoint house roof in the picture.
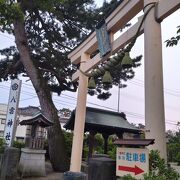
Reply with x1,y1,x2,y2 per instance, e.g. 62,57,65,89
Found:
18,106,40,116
114,139,155,147
64,107,140,135
20,113,53,127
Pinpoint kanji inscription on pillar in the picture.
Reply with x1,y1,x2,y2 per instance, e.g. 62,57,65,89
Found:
4,79,22,146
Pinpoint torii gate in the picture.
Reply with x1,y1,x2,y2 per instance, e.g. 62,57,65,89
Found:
68,0,180,172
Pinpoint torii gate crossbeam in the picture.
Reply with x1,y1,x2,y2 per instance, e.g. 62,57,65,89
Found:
68,0,180,172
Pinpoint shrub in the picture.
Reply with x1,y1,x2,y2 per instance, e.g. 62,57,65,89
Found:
121,174,136,180
175,152,180,166
44,133,73,161
93,133,104,153
63,130,73,158
0,138,5,154
167,143,180,162
12,140,25,149
145,150,180,180
107,137,116,159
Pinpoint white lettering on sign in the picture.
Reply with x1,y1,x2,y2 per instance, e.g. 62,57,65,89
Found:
116,147,149,179
4,79,22,146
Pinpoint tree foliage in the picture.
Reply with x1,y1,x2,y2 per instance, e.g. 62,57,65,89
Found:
0,0,142,99
144,150,180,180
59,108,72,117
0,0,98,93
0,0,99,171
165,26,180,47
86,0,141,100
167,128,180,164
88,54,142,100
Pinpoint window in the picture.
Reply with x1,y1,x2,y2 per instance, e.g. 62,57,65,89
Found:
0,131,4,137
1,119,6,124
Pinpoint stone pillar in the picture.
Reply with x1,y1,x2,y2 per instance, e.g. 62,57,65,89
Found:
144,0,167,160
0,147,20,180
18,148,46,177
70,53,89,172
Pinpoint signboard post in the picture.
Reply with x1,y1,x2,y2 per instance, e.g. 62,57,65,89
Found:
4,79,22,146
116,147,149,179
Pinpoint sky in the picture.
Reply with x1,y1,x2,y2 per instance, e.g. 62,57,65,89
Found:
0,1,180,131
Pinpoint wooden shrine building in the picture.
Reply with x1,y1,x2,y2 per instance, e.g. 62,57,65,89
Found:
64,107,141,158
20,113,53,149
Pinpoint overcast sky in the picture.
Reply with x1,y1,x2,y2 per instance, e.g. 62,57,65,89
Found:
0,1,180,131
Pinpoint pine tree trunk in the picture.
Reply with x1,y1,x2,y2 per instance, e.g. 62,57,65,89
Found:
13,20,69,171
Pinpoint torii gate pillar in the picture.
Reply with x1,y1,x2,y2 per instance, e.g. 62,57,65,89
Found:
144,0,167,160
70,53,89,172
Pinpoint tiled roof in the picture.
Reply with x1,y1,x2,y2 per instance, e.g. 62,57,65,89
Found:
18,106,40,116
114,139,155,146
64,107,141,135
20,113,53,127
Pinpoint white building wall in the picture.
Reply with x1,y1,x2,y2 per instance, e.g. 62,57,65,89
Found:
15,115,32,140
0,104,28,141
0,104,69,141
0,104,7,137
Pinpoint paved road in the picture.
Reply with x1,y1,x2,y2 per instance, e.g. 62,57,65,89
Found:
22,173,64,180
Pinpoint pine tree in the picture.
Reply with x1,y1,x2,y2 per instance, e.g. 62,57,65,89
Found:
0,0,99,171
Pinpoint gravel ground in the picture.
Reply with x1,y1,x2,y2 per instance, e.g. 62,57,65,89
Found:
21,161,64,180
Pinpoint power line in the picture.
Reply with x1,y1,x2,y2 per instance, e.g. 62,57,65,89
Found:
0,83,177,120
8,78,180,100
132,78,180,96
1,81,179,126
129,81,180,98
0,83,177,118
